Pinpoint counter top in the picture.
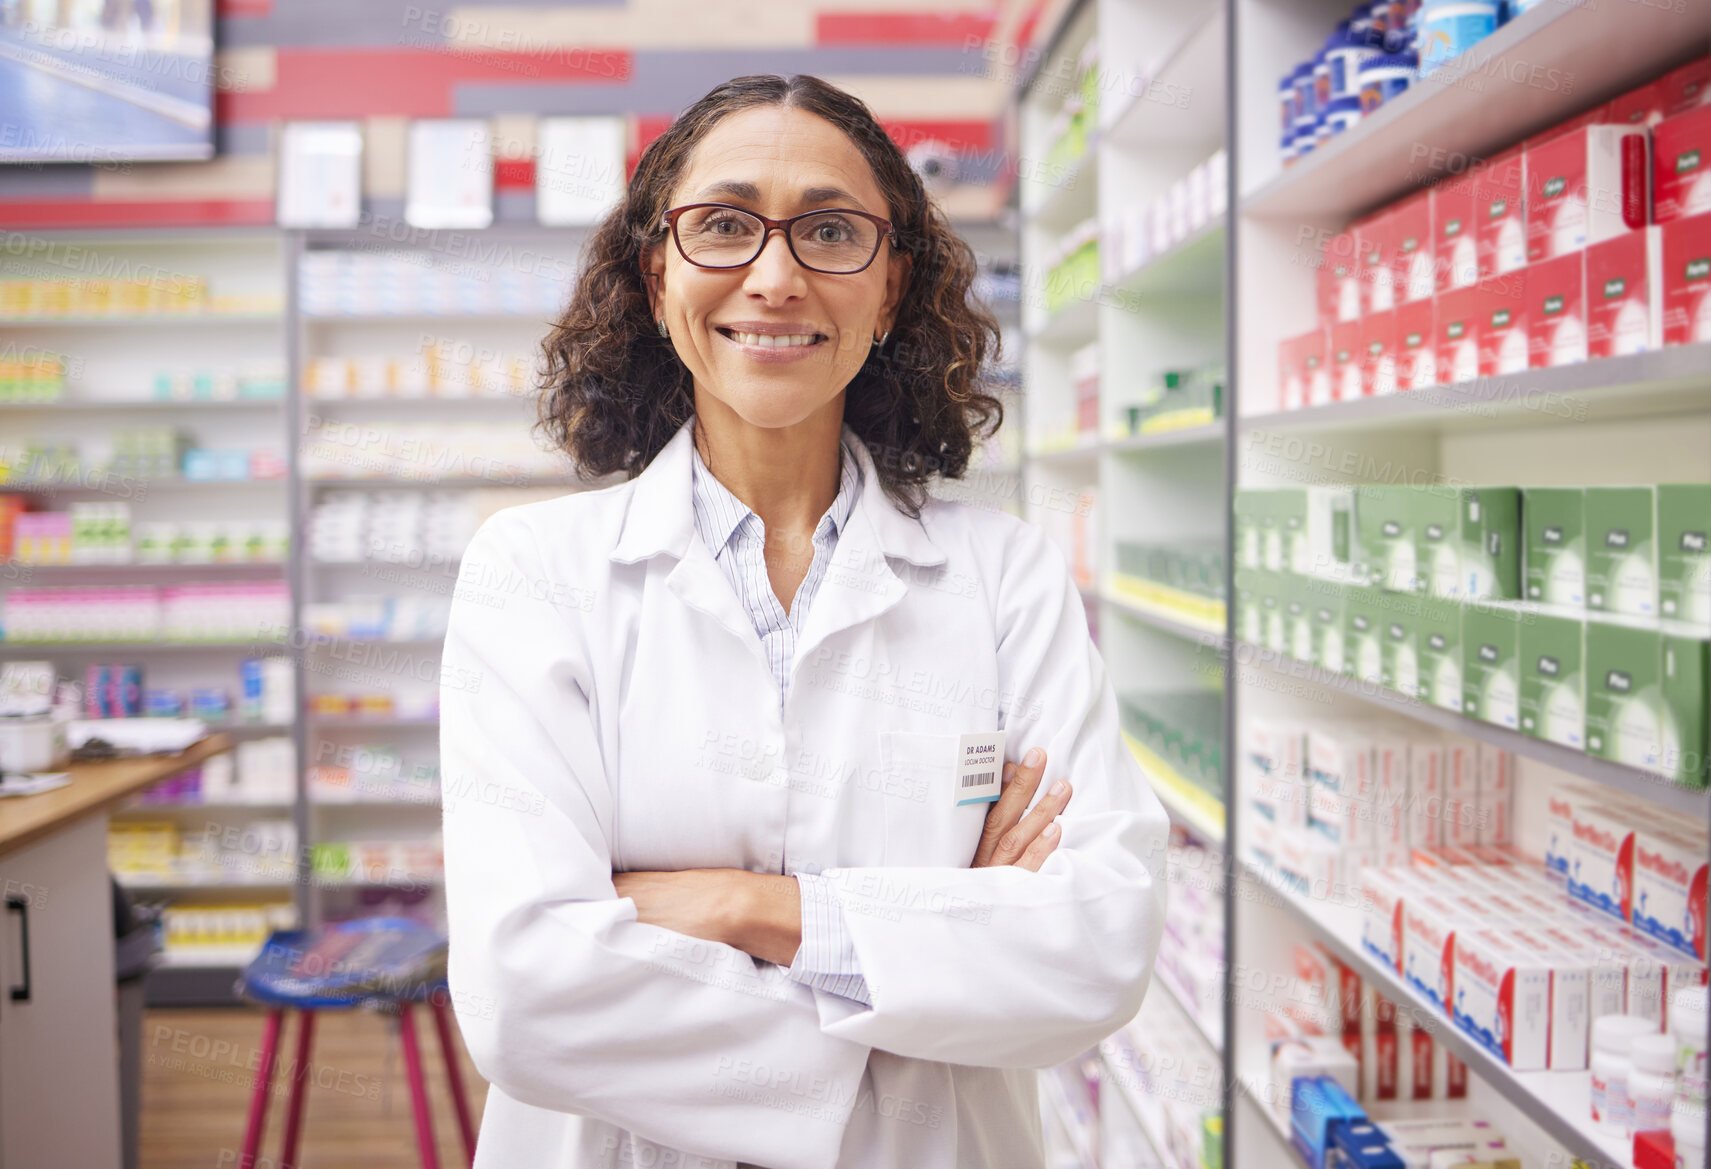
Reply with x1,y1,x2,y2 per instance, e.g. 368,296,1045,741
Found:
0,734,234,859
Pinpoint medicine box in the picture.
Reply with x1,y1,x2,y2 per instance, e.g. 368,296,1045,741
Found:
1524,487,1586,607
1509,927,1591,1069
1477,147,1528,279
1435,284,1482,385
1524,124,1652,262
1391,191,1436,305
1657,483,1711,630
1362,867,1408,972
1476,744,1514,846
1331,318,1364,402
1346,586,1388,684
1660,211,1711,346
1461,601,1521,730
1395,297,1437,389
1261,571,1288,653
1355,486,1416,592
1311,580,1348,674
1286,574,1315,664
1458,487,1521,601
1478,270,1530,378
1452,928,1553,1069
1519,607,1585,749
1586,486,1656,617
1407,737,1446,848
1526,251,1587,368
1382,593,1422,697
1653,104,1711,224
1415,487,1461,600
1434,176,1480,294
1291,487,1355,580
1417,597,1462,712
1585,617,1663,772
1584,227,1663,358
1566,802,1636,923
1267,490,1301,572
1662,632,1708,789
1445,738,1480,847
1631,825,1709,959
1362,308,1398,396
1402,890,1465,1010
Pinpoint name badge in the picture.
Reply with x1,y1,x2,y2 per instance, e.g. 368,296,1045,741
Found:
955,731,1004,805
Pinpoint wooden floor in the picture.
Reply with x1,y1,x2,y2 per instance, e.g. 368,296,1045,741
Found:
141,1007,490,1168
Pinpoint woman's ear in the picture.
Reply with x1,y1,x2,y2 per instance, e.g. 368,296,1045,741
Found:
642,248,666,318
879,248,912,336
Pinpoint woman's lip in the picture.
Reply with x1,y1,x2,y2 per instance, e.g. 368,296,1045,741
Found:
715,327,828,363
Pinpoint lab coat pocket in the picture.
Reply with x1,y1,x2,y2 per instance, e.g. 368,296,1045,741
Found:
877,730,983,867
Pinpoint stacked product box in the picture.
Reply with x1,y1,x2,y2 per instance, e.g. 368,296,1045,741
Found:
1235,484,1711,789
1274,55,1710,412
1359,835,1708,1072
1243,713,1512,902
1157,838,1226,1038
1120,689,1224,808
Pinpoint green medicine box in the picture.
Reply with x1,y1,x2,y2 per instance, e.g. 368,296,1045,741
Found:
1285,574,1315,663
1524,487,1586,608
1309,579,1347,673
1662,633,1708,789
1381,591,1423,698
1458,487,1521,601
1355,485,1417,593
1658,484,1711,632
1586,486,1657,618
1585,617,1663,772
1259,571,1287,654
1234,567,1260,646
1519,607,1585,749
1416,486,1462,600
1234,489,1262,571
1418,596,1463,712
1345,586,1389,684
1462,601,1522,729
1291,487,1355,580
1265,491,1300,573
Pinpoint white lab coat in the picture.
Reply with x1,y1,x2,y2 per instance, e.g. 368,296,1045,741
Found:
440,416,1169,1169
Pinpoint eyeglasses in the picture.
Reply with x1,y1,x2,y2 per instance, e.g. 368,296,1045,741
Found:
660,202,895,275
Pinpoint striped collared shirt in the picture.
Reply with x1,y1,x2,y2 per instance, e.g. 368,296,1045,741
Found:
688,426,872,1005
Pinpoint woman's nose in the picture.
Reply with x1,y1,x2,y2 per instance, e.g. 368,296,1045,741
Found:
744,230,807,296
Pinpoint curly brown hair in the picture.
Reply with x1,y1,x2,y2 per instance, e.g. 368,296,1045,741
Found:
536,73,1005,520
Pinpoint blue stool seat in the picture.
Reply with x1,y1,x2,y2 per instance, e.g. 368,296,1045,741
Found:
238,916,448,1009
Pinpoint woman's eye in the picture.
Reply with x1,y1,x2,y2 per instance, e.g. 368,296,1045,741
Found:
814,220,851,242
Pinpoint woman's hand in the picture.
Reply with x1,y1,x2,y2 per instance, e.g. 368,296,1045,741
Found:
972,747,1072,871
612,868,801,967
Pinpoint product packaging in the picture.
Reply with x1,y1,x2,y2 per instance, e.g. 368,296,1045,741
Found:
1519,606,1586,749
1662,631,1708,789
1331,317,1365,401
1321,229,1367,325
1452,927,1553,1069
1479,268,1531,378
1459,487,1521,600
1311,579,1348,673
1525,124,1652,262
1584,227,1664,358
1417,597,1462,712
1415,487,1461,599
1445,737,1481,846
1362,308,1398,395
1586,617,1664,773
1586,486,1657,618
1524,487,1586,608
1434,175,1480,293
1526,250,1587,367
1402,890,1467,1010
1631,825,1709,960
1657,484,1711,631
1567,802,1638,924
1660,211,1711,346
1477,147,1529,278
1653,105,1711,223
1355,485,1416,592
1346,586,1389,685
1395,297,1437,388
1435,284,1482,385
1462,600,1521,729
1408,737,1446,847
1391,191,1437,305
1476,743,1514,846
1381,593,1422,697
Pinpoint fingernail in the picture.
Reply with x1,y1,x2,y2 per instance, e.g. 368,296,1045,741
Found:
1042,821,1059,838
1050,779,1068,797
1024,748,1043,768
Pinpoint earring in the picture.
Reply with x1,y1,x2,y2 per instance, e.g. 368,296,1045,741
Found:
657,318,670,338
871,329,890,347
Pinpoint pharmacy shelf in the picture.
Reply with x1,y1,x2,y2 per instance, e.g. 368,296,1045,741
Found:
1109,221,1225,300
309,794,441,808
0,398,283,411
301,395,535,407
1095,1047,1178,1169
1125,730,1225,844
1103,577,1227,643
1154,968,1224,1055
0,561,286,576
0,313,282,327
1028,437,1101,464
1026,292,1099,346
308,715,438,729
118,874,297,890
304,474,580,489
300,310,556,324
4,477,286,492
311,875,443,889
1241,0,1711,218
1103,9,1226,149
0,639,287,654
1238,642,1710,817
1238,857,1631,1169
155,945,268,969
1026,149,1099,230
1108,420,1224,452
1241,344,1711,436
1236,1073,1304,1169
114,800,294,814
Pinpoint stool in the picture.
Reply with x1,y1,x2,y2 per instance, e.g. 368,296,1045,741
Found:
236,918,476,1169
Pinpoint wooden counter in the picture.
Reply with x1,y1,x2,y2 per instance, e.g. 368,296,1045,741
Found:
0,732,234,860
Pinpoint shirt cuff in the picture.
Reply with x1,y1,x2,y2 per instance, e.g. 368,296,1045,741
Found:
784,872,872,1005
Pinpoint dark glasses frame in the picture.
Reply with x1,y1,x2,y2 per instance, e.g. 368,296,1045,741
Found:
659,202,897,275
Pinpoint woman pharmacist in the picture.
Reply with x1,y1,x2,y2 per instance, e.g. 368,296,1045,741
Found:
439,74,1169,1169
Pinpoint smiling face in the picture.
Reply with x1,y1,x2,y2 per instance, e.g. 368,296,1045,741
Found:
645,104,910,431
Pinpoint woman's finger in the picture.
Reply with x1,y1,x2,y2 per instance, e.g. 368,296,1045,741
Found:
990,778,1072,867
1013,819,1062,873
972,749,1046,867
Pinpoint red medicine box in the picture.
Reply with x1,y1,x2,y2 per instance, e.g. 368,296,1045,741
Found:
1654,105,1711,224
1358,208,1398,315
1478,271,1530,378
1585,228,1662,358
1330,318,1364,401
1660,212,1711,347
1526,124,1652,263
1433,175,1480,293
1436,284,1483,385
1395,297,1436,390
1362,309,1398,396
1527,251,1586,368
1475,147,1528,279
1390,192,1435,305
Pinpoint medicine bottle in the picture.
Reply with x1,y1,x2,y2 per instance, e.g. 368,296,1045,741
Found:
1673,1095,1706,1169
1592,1015,1656,1134
1631,1032,1678,1134
1675,987,1708,1105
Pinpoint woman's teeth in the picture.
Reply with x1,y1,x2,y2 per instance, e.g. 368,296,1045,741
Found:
727,331,819,348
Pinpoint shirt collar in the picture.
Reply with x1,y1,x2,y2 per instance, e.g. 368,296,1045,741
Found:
689,423,863,559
